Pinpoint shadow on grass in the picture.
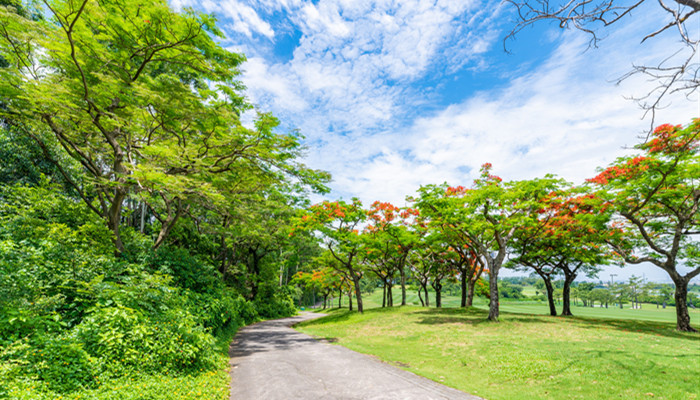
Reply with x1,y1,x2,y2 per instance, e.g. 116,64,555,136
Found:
412,307,558,327
300,305,698,340
385,306,698,340
561,315,699,340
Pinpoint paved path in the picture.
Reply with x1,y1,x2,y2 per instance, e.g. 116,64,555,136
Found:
229,312,483,400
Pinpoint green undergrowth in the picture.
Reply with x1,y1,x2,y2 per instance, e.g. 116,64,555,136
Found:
296,306,699,400
0,182,297,399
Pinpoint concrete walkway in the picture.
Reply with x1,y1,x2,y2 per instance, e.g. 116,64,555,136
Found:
229,312,483,400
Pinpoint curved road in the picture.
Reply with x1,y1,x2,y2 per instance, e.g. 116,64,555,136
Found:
229,312,483,400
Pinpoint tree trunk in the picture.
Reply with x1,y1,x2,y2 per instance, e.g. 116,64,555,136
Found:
140,201,145,233
561,273,576,316
417,285,424,306
153,198,186,250
424,283,430,307
382,284,386,308
338,288,342,308
672,276,696,332
107,189,127,255
461,269,467,307
352,274,363,313
542,276,557,316
400,267,407,306
466,278,476,307
435,284,442,308
348,291,353,311
387,284,393,307
488,269,499,321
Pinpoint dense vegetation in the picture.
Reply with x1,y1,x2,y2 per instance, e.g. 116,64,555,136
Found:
0,0,326,397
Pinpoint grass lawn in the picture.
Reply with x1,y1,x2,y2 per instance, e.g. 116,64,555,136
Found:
297,306,700,400
324,289,700,324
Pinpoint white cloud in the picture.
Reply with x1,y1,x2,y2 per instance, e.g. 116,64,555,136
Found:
309,31,696,208
173,0,275,38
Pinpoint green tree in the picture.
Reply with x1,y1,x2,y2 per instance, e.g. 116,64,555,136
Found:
0,0,327,254
296,199,367,313
589,120,699,331
416,163,563,321
363,201,420,307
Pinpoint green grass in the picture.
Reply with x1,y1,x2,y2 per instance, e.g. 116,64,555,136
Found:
297,306,700,400
330,289,700,324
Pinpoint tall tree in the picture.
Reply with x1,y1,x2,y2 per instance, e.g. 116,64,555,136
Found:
0,0,328,253
588,120,699,331
508,188,611,316
364,201,420,306
416,163,562,321
296,199,367,313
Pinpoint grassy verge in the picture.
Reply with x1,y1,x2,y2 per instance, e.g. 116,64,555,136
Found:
296,306,699,400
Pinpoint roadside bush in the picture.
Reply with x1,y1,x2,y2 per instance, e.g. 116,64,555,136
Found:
144,246,221,294
254,284,296,319
34,335,96,392
188,292,258,335
75,305,217,375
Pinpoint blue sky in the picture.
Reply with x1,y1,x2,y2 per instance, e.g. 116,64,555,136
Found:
173,0,697,282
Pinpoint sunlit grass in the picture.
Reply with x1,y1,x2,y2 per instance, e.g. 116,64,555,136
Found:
298,306,699,400
327,288,700,324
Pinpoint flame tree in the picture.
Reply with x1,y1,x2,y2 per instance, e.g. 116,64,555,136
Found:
588,120,700,332
416,164,563,321
508,187,612,316
295,199,367,313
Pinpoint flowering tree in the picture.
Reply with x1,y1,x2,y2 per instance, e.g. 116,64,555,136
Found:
363,201,420,306
296,199,367,313
416,164,563,321
588,120,699,331
508,187,612,316
292,267,343,310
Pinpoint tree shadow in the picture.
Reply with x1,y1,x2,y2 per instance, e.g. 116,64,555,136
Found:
412,307,558,326
396,307,698,340
558,315,699,340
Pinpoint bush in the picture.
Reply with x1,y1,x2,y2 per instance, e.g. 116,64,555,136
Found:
143,247,221,294
34,335,96,392
186,291,257,335
253,284,296,319
75,305,218,376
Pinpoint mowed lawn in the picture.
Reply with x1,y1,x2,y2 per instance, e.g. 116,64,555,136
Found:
297,306,700,400
329,289,700,324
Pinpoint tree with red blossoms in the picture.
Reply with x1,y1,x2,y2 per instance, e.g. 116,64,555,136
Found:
507,186,613,316
588,120,700,332
295,199,367,313
363,201,421,306
415,163,563,321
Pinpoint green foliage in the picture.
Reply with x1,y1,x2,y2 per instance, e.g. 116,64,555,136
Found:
144,246,221,294
253,283,296,319
34,335,96,392
498,281,526,299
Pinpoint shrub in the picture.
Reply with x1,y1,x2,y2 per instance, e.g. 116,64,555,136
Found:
33,335,96,392
143,247,221,294
75,305,218,375
254,284,296,319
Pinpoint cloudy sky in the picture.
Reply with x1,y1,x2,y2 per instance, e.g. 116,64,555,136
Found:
173,0,697,281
